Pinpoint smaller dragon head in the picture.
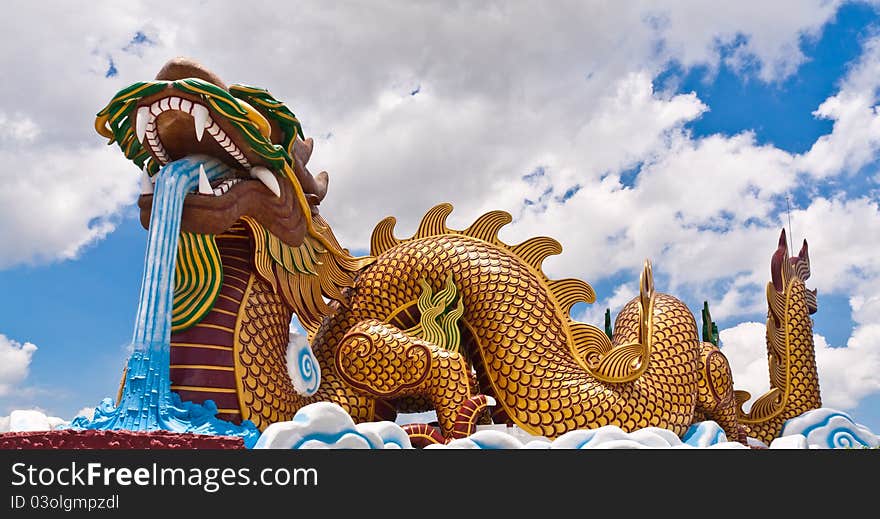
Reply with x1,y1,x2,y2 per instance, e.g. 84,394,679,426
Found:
771,229,817,315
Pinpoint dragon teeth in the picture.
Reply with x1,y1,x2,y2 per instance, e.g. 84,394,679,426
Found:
250,166,280,197
140,166,154,195
197,164,212,195
211,178,242,196
134,96,252,169
192,104,209,142
136,106,150,143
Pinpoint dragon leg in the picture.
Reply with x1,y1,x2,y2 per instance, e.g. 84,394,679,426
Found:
334,318,476,437
401,395,495,447
695,342,748,444
403,423,447,448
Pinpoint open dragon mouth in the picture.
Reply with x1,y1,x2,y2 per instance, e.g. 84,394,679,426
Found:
131,88,290,238
136,94,255,169
96,57,328,245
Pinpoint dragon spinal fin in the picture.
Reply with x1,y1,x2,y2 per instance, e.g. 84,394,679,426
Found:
509,237,562,272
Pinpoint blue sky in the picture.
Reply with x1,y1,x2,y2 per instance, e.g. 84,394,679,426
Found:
1,1,879,436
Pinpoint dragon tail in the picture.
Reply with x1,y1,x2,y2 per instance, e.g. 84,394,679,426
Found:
571,261,656,384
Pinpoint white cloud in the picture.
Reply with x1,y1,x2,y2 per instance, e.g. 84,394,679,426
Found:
799,34,880,178
0,334,37,396
0,409,69,432
566,72,708,183
315,71,709,247
0,113,39,143
576,282,638,326
815,325,880,408
784,197,880,295
509,126,796,292
851,293,880,323
641,0,845,82
0,1,853,267
0,145,138,267
718,322,772,409
709,280,767,322
0,407,96,433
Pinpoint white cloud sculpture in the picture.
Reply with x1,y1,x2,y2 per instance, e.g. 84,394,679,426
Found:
253,403,878,450
0,410,68,433
254,402,411,449
2,402,876,449
780,408,880,449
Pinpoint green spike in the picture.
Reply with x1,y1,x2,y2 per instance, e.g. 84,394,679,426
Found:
407,274,465,354
431,274,457,310
604,308,613,340
420,306,447,349
701,301,710,342
416,279,434,315
701,301,719,346
439,297,465,355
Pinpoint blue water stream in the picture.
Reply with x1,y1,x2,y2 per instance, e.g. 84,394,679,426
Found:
72,156,260,447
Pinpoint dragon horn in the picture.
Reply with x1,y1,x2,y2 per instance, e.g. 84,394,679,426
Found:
778,228,788,254
292,136,314,165
770,229,790,292
314,171,329,203
792,239,812,283
289,135,327,203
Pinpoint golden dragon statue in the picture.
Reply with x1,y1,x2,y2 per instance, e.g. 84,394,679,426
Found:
95,57,821,447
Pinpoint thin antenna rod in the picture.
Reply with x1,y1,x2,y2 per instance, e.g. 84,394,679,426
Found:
785,194,794,252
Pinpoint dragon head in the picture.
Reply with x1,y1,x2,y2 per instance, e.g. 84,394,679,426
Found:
771,229,818,315
96,57,328,246
96,57,372,335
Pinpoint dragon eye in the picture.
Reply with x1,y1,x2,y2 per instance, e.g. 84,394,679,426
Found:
237,98,272,140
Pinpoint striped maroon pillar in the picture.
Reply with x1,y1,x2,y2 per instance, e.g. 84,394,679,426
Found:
170,224,251,423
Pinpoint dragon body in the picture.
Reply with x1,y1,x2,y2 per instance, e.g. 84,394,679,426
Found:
96,58,822,445
299,209,723,439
